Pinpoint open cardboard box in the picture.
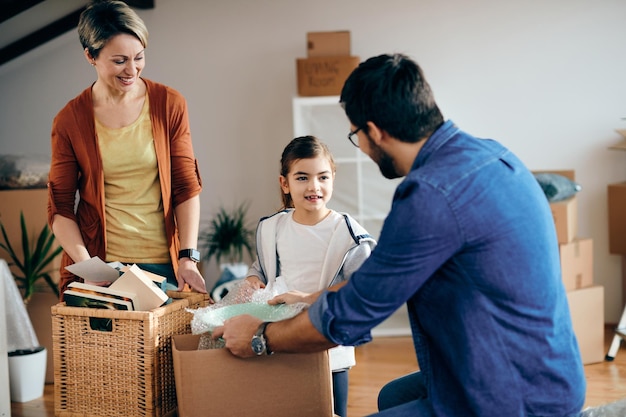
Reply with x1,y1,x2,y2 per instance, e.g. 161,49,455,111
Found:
172,334,334,417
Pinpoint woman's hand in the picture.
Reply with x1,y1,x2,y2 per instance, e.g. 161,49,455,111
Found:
177,258,209,295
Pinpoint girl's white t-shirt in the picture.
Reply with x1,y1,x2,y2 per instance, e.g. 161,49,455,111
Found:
276,210,343,293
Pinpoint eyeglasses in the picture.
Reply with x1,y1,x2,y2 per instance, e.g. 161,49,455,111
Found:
347,127,361,148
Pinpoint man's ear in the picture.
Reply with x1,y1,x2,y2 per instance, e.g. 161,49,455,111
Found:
366,121,384,145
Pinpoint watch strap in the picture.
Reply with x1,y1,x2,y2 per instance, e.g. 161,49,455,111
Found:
178,248,200,262
262,321,273,355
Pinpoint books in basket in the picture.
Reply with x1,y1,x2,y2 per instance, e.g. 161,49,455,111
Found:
64,258,169,311
109,264,168,311
65,282,136,311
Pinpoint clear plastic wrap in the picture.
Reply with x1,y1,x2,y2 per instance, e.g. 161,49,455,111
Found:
580,399,626,417
188,277,308,349
1,259,40,353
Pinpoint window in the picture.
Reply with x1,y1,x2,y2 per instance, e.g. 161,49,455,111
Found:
293,96,409,336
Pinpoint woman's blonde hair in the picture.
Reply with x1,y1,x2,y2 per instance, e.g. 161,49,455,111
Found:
78,0,148,58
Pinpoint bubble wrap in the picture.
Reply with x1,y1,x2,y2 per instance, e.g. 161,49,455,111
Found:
580,399,626,417
1,260,40,352
188,277,308,350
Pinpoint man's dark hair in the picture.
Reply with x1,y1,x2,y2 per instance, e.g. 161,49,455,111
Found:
340,53,444,143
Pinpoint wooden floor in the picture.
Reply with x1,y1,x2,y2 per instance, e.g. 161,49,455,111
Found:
10,327,626,417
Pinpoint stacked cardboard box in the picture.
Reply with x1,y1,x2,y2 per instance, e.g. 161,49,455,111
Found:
606,131,626,360
607,130,626,259
536,170,604,364
608,182,626,256
296,31,360,96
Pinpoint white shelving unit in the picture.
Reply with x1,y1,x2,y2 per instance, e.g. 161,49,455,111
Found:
292,96,411,337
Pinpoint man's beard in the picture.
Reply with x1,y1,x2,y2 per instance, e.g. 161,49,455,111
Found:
369,139,401,179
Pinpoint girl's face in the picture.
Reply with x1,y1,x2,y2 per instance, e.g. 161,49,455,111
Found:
88,33,145,95
280,155,335,222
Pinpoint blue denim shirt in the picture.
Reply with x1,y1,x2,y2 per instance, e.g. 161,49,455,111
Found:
308,120,586,417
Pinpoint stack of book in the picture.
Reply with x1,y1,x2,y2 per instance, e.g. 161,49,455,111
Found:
63,257,169,311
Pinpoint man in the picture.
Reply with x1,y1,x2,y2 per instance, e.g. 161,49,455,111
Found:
213,53,586,417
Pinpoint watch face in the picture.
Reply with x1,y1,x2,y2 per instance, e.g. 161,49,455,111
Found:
251,336,265,355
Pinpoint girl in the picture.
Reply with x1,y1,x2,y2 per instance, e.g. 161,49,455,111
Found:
246,135,376,417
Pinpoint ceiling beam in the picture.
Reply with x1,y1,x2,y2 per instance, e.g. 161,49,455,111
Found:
0,0,155,66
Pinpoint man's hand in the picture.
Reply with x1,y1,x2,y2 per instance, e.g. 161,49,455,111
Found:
212,314,263,358
177,258,208,294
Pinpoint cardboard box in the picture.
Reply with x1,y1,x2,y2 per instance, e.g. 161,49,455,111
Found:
296,56,360,96
559,238,593,291
608,182,626,254
532,170,578,244
567,285,604,365
172,334,333,417
307,31,351,57
550,195,578,244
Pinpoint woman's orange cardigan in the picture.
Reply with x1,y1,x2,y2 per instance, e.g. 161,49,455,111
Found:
47,78,202,295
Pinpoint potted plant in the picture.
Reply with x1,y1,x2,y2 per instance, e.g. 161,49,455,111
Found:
198,202,255,298
0,211,62,402
0,211,62,303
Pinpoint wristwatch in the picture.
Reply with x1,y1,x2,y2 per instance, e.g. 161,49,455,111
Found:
251,321,273,356
178,248,200,262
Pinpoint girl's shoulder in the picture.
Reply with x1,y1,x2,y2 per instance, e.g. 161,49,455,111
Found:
259,208,292,223
333,211,377,245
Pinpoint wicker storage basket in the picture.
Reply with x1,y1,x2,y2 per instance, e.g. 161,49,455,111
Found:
51,291,208,417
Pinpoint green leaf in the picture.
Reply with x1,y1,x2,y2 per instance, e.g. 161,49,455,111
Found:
199,202,255,265
0,210,62,302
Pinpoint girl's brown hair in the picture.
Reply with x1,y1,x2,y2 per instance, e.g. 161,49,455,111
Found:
279,136,335,209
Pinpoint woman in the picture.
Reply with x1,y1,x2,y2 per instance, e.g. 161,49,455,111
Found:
48,0,207,297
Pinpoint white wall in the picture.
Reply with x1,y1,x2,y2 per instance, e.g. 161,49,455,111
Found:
1,0,625,321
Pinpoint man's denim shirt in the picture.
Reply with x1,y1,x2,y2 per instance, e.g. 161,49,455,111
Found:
308,120,586,416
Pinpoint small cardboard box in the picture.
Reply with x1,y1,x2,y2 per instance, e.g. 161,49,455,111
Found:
307,31,351,57
608,182,626,254
567,285,604,365
559,237,593,291
296,55,360,96
532,170,578,244
172,334,334,417
550,195,578,244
